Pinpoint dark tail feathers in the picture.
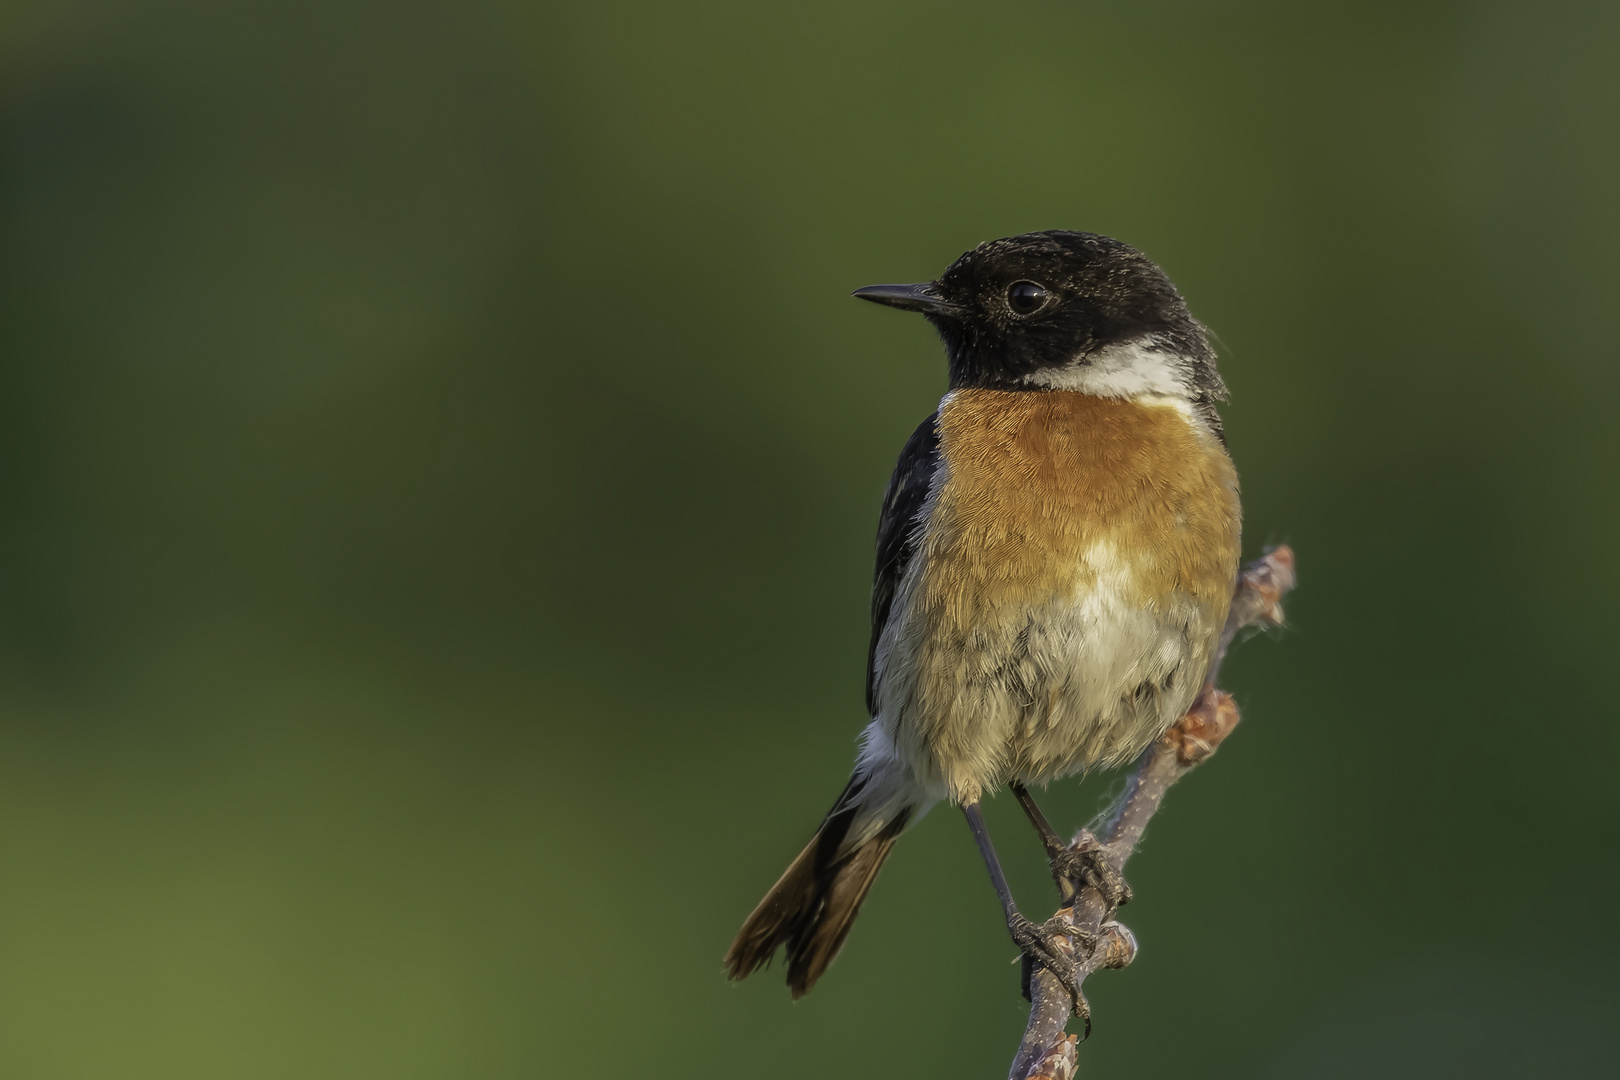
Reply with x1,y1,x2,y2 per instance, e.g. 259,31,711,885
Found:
724,784,910,998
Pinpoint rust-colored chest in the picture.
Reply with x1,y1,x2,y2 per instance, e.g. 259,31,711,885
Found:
922,389,1241,620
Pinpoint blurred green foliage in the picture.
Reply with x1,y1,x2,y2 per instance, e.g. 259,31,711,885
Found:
0,0,1616,1076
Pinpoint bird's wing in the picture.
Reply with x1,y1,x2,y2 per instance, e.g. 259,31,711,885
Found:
867,413,940,714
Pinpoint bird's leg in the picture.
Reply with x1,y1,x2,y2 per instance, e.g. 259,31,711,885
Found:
960,802,1088,1020
1011,782,1132,910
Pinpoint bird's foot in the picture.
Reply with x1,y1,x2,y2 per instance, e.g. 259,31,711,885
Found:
1049,831,1131,910
1009,911,1091,1026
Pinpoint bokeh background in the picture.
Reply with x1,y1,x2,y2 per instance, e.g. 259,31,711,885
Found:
0,1,1616,1076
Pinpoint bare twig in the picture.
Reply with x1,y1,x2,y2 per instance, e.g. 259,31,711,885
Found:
1008,546,1297,1080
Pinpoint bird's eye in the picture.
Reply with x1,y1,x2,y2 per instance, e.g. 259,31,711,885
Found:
1007,281,1048,314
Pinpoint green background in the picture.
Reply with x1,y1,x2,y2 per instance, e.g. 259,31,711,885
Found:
1,1,1615,1076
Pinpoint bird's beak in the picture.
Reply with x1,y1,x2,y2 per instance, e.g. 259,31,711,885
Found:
851,282,955,315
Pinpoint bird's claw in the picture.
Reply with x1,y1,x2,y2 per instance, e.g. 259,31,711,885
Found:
1009,911,1091,1029
1050,833,1131,910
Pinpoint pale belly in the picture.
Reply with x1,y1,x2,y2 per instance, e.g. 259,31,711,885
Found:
874,537,1224,802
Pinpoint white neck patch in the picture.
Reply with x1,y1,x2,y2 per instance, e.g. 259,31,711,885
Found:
1022,336,1190,399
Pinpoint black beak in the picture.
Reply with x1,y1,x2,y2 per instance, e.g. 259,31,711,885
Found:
851,282,954,315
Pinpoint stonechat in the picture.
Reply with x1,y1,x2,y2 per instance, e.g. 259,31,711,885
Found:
725,231,1241,1010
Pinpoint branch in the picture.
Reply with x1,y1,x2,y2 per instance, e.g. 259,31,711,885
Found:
1008,546,1297,1080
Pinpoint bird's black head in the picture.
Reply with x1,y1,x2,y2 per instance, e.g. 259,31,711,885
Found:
854,231,1226,425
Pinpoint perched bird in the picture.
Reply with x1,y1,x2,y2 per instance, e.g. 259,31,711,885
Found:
724,230,1241,1009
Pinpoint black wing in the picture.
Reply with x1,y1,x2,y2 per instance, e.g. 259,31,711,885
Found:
866,413,940,714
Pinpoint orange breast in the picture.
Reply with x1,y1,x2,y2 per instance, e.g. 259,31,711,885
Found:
923,389,1241,622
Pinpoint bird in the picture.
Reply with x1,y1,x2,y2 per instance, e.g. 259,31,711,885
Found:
723,230,1241,1012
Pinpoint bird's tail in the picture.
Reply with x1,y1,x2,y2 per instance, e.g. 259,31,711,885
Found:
724,757,925,997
